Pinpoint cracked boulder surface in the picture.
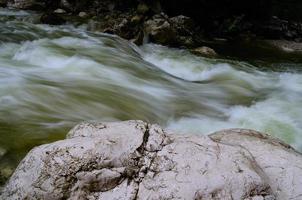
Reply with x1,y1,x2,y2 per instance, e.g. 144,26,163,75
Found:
1,121,302,199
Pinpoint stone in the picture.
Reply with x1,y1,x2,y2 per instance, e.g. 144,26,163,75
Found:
137,3,149,15
60,0,73,12
264,40,302,52
78,12,88,18
0,167,13,189
53,8,66,14
191,46,218,57
144,17,176,45
131,15,143,25
210,129,302,200
144,14,197,47
1,121,302,200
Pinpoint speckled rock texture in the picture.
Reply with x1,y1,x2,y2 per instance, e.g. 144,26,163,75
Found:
1,120,302,200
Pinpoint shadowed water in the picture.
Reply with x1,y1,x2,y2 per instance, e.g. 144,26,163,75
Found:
1,8,302,180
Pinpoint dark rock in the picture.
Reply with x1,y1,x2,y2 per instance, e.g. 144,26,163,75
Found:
144,14,197,47
144,16,176,45
130,15,143,25
0,0,7,7
131,30,144,45
0,167,13,188
59,0,73,12
137,3,149,14
40,13,66,25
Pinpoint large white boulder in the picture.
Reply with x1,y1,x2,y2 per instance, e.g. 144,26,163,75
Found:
1,121,302,200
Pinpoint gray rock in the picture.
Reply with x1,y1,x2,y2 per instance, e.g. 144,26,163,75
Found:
191,46,218,57
54,8,66,14
210,129,302,200
78,12,88,18
1,121,302,200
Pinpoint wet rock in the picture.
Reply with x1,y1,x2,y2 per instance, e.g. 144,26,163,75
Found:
264,40,302,52
40,13,66,25
0,167,13,188
87,12,142,42
144,16,176,45
78,11,88,18
131,30,144,45
144,14,197,47
131,15,143,25
2,120,302,199
137,3,149,15
53,8,66,14
191,46,218,57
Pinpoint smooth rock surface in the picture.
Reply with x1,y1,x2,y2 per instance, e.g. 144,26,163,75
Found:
191,46,218,57
1,121,302,200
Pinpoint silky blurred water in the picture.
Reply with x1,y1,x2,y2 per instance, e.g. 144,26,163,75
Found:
1,8,302,179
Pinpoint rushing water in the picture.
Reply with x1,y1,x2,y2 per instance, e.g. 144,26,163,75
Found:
1,8,302,179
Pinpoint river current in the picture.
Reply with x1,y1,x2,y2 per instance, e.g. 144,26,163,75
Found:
1,8,302,173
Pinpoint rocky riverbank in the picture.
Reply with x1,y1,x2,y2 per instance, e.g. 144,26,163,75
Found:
1,121,302,199
2,0,302,49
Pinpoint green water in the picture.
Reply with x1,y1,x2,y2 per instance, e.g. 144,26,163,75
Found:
1,8,302,184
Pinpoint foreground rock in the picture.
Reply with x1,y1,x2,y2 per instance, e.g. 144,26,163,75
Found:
1,121,302,199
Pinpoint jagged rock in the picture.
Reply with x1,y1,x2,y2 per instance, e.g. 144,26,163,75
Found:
144,16,176,45
144,14,197,47
1,121,302,200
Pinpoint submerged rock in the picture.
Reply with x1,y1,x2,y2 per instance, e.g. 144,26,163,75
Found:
1,121,302,199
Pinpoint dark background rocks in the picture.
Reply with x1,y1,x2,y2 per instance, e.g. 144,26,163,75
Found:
2,0,302,46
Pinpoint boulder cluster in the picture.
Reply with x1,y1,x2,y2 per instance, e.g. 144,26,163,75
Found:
2,0,302,47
